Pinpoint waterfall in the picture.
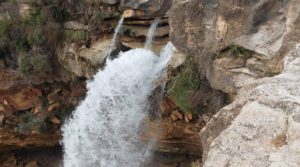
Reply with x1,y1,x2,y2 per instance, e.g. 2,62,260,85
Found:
62,39,175,166
107,15,125,58
144,18,161,50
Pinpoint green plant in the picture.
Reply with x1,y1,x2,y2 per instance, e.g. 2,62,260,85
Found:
22,8,43,26
27,27,45,45
18,54,48,75
228,45,253,58
63,30,89,43
167,56,201,114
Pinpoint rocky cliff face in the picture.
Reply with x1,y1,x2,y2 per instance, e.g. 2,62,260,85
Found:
170,0,300,166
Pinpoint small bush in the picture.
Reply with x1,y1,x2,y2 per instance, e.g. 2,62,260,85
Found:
27,27,45,45
167,56,201,114
63,30,89,43
18,54,48,75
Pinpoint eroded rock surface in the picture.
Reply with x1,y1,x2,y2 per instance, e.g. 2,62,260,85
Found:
170,0,300,94
170,0,300,166
201,45,300,167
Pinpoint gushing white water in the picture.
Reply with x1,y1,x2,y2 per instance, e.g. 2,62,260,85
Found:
62,42,175,167
107,15,124,58
145,18,161,50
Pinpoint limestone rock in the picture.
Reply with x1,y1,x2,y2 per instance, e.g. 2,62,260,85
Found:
201,46,300,167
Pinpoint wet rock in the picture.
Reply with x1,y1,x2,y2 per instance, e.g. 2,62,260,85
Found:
142,118,203,157
124,18,169,26
120,36,169,55
123,25,169,38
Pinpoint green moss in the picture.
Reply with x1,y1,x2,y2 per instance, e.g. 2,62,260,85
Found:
167,57,200,114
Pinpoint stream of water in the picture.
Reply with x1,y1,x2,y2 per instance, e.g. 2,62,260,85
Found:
62,17,175,167
107,15,125,58
145,18,161,50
